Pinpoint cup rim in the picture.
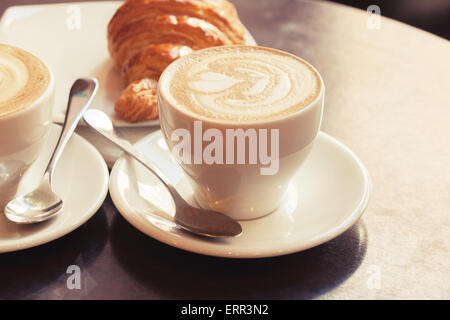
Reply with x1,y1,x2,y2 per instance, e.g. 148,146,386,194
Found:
158,45,325,126
0,46,54,123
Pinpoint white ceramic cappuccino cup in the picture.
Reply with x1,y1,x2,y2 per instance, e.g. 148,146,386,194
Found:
158,46,324,220
0,46,54,210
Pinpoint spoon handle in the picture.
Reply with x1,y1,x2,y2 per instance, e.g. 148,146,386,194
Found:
45,78,98,182
113,135,174,189
92,121,174,190
82,109,180,197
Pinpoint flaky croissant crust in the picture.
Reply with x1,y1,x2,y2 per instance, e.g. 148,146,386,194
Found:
115,78,159,122
108,0,246,46
111,14,233,70
122,43,193,84
107,0,247,69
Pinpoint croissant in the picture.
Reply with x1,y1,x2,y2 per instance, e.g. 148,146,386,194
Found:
107,0,248,122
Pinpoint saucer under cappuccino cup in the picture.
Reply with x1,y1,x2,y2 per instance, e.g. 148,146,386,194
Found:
0,43,54,209
158,45,324,220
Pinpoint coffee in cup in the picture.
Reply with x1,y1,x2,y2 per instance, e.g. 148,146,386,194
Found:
0,44,54,209
0,44,51,118
158,45,324,220
166,45,321,122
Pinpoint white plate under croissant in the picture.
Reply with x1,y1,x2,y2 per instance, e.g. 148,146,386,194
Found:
0,1,257,127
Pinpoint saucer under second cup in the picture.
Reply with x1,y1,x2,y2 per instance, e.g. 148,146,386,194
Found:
109,130,371,258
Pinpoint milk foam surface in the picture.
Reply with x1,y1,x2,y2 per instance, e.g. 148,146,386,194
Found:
162,46,321,122
0,44,50,118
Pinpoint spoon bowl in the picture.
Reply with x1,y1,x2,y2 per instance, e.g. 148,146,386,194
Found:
4,176,62,223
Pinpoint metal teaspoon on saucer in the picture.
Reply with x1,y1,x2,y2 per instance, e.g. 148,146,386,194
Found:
4,78,98,223
82,108,242,238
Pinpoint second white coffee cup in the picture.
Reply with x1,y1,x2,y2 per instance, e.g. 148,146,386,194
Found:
0,44,55,210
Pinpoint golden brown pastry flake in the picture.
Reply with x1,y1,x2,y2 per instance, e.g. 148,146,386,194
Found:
115,78,159,123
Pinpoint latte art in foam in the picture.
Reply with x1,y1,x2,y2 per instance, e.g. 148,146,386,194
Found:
0,44,50,118
162,46,321,122
0,53,29,103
